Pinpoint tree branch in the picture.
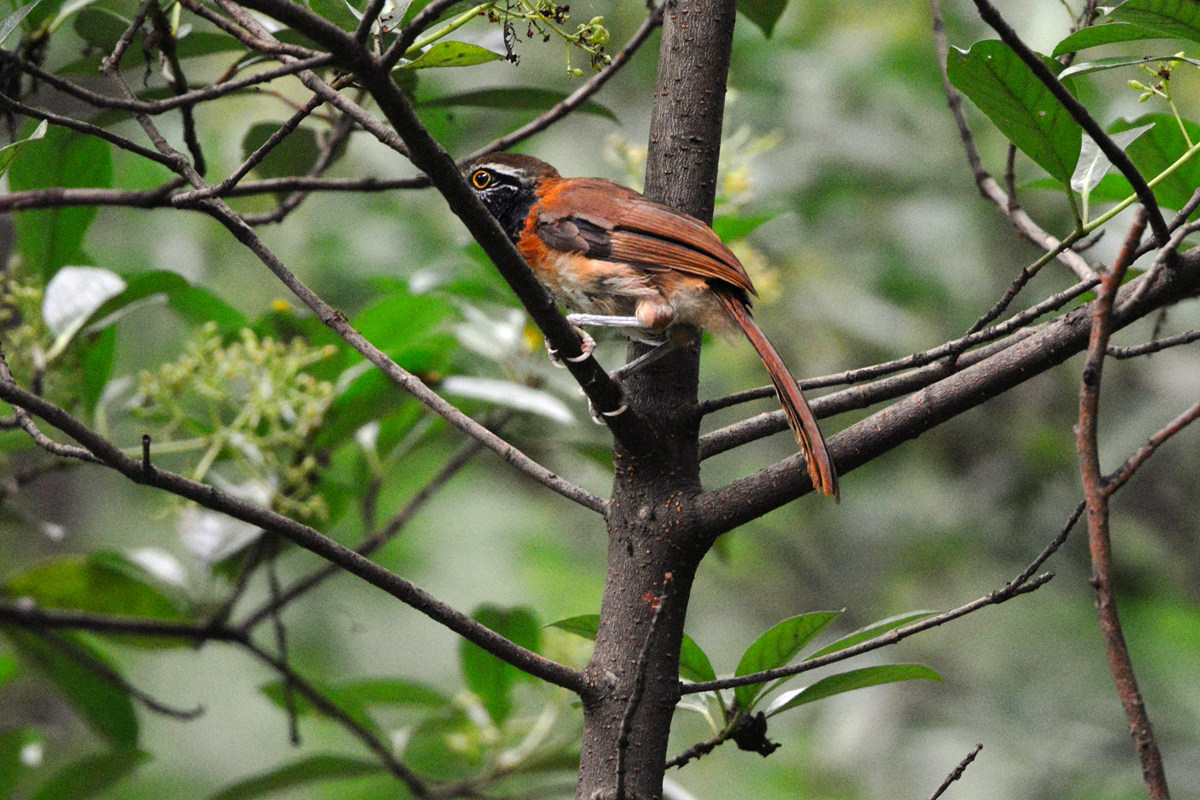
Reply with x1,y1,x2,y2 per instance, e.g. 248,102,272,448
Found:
0,378,587,694
696,249,1200,529
1076,212,1171,799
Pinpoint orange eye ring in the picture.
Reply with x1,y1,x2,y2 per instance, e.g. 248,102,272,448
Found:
471,170,492,189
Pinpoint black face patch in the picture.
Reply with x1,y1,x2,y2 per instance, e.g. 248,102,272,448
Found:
466,168,536,242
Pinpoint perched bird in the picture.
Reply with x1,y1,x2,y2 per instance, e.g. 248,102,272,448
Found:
464,152,838,499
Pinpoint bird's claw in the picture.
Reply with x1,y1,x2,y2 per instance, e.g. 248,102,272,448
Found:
545,325,596,367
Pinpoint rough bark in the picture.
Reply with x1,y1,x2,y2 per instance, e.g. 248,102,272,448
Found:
576,1,738,798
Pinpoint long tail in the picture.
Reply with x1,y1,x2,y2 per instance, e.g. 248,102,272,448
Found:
716,292,839,500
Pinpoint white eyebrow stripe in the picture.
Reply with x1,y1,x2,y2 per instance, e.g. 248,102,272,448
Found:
476,163,526,181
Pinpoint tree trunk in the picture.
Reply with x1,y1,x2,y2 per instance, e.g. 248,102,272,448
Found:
576,0,737,797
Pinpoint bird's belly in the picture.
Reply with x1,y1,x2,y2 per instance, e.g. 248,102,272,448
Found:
527,251,656,317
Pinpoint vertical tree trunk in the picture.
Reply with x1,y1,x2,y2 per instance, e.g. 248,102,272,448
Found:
576,1,737,797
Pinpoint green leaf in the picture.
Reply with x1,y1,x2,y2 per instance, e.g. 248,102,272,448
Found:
313,287,454,449
3,552,188,623
72,8,138,56
1109,113,1200,209
260,676,448,738
546,614,600,639
399,41,503,70
29,749,147,800
0,0,42,48
737,0,787,37
78,325,117,414
418,87,617,121
208,755,383,800
9,126,113,279
1059,54,1200,79
679,636,717,684
89,270,248,334
733,611,840,709
403,708,486,780
0,729,36,800
548,614,715,682
806,610,938,660
459,604,541,724
947,39,1083,183
0,118,46,178
711,212,777,242
1071,123,1155,195
1052,21,1171,56
1110,0,1200,45
763,664,942,717
0,656,14,689
240,123,321,182
4,629,139,747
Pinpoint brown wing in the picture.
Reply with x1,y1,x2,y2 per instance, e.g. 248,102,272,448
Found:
533,178,756,296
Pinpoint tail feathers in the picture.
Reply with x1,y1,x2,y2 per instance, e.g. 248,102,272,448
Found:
716,292,839,501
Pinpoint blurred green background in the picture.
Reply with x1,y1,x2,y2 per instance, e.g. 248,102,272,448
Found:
2,0,1199,798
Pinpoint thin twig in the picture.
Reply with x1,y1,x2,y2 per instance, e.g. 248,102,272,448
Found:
1076,213,1171,799
1104,400,1200,495
0,91,180,168
681,511,1072,695
0,49,336,115
34,626,204,720
1107,329,1200,359
235,638,430,795
472,4,665,158
237,433,487,632
0,377,588,694
929,744,983,800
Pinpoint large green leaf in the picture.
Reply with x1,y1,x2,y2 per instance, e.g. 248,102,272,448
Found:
78,325,117,414
1052,21,1171,56
1084,114,1200,209
419,88,617,121
29,749,147,800
459,604,541,724
806,610,938,660
2,552,189,623
4,630,139,747
947,39,1083,183
737,0,787,37
763,664,942,718
208,755,383,800
89,270,248,335
9,126,113,279
1110,0,1200,45
679,635,717,684
1058,54,1200,80
733,611,840,709
240,123,321,183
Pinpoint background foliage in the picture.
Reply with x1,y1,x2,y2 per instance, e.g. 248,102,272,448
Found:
1,0,1198,798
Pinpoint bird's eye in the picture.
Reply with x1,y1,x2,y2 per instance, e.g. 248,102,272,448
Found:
471,170,492,189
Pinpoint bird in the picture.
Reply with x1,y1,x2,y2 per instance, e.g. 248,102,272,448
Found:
463,152,838,500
